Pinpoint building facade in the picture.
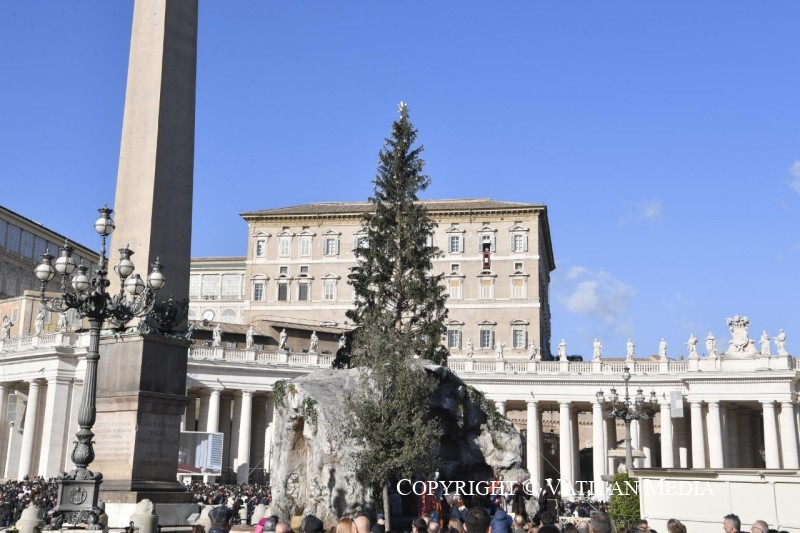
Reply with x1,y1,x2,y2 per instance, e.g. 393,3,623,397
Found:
0,205,96,337
238,199,556,359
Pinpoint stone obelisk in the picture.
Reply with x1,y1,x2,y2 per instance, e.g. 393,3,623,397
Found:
93,0,198,509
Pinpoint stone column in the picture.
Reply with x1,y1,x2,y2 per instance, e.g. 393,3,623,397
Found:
219,396,233,476
605,417,617,474
559,401,573,492
571,407,580,486
640,417,654,468
707,401,724,468
630,418,642,468
206,389,221,433
236,391,253,484
592,403,606,500
526,400,542,486
197,391,210,433
230,393,242,480
0,383,8,476
250,395,267,481
779,401,799,469
38,377,72,477
496,400,506,417
264,394,276,476
761,401,781,469
690,402,706,468
62,379,83,471
659,400,674,468
18,380,41,480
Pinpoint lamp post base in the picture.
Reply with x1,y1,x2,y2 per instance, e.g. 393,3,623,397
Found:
49,477,104,530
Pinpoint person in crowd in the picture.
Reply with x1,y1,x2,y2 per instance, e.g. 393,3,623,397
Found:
588,512,612,533
448,518,464,533
750,521,769,533
208,506,235,533
464,508,492,533
302,514,326,533
371,514,386,533
666,519,686,533
489,506,512,533
354,514,371,533
336,517,357,533
511,514,526,533
723,514,742,533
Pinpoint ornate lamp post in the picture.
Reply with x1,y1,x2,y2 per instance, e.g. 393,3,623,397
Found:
596,366,657,473
34,206,165,528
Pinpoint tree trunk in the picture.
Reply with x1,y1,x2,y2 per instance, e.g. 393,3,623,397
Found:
383,482,391,532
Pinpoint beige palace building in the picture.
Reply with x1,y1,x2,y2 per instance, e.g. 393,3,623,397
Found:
238,199,556,359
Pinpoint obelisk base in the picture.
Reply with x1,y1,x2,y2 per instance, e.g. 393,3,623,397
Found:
94,334,192,507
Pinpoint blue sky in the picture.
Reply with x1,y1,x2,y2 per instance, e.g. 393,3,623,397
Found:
2,1,799,359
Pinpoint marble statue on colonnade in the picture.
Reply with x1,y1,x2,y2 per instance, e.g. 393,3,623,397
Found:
309,331,318,353
686,333,698,359
760,330,771,357
592,338,602,360
775,329,788,356
626,338,635,361
558,339,567,361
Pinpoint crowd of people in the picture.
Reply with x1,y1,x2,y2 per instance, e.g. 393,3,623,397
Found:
0,478,788,533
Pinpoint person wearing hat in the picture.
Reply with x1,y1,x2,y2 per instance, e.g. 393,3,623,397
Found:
370,514,385,533
301,514,325,533
208,506,235,533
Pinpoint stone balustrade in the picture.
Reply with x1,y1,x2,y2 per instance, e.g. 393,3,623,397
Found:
1,333,795,374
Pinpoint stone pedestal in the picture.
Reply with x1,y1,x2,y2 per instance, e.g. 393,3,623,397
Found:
94,334,191,504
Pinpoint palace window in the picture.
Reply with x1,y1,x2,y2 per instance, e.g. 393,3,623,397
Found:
323,279,337,301
449,279,462,300
277,282,289,301
7,225,21,254
447,329,462,349
513,328,527,349
278,236,291,257
512,234,528,253
221,274,241,299
480,329,495,349
201,274,220,299
299,236,312,257
189,275,201,299
298,282,310,301
0,219,7,248
255,239,266,258
323,237,339,256
479,278,494,299
512,278,527,299
253,282,264,301
448,235,463,254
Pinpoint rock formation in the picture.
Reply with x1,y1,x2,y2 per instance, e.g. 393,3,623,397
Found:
268,362,526,526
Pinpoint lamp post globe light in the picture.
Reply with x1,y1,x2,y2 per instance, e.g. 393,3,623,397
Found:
34,206,165,528
596,366,658,474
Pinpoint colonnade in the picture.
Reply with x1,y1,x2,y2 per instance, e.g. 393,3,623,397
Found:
184,387,277,484
0,378,84,481
508,396,800,499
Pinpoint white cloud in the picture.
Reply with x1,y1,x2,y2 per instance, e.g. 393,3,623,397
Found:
562,269,636,333
789,160,800,195
564,265,586,281
620,198,663,224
